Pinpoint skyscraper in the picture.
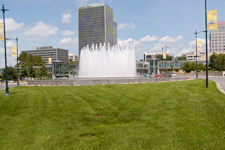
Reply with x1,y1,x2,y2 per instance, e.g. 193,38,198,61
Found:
78,4,117,55
210,21,225,52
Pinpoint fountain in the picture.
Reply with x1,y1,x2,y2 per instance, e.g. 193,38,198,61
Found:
78,43,137,78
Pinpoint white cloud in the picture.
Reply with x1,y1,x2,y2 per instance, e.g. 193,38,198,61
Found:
150,43,165,52
0,56,17,68
176,47,193,57
188,38,206,48
0,40,18,68
59,37,78,46
75,0,90,6
118,22,136,30
159,35,183,44
24,21,58,37
0,41,16,55
61,10,72,24
60,30,76,36
117,38,143,48
140,35,159,42
1,18,24,32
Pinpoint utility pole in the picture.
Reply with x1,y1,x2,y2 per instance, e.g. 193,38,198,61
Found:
1,4,9,95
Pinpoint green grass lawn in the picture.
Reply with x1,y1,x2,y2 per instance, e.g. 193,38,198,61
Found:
0,79,225,149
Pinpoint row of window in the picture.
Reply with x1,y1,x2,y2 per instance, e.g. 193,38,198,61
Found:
211,39,225,41
211,36,225,38
212,49,225,51
211,33,225,35
212,46,225,48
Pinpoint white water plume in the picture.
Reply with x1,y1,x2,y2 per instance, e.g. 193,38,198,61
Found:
78,43,137,78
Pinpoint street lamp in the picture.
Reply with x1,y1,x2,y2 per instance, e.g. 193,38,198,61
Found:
6,37,19,86
194,30,203,79
205,0,209,88
1,4,9,95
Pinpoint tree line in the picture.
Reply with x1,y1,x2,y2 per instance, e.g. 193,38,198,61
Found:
2,52,48,81
181,52,225,72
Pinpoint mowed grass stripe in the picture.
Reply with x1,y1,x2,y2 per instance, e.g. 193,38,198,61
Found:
0,79,225,149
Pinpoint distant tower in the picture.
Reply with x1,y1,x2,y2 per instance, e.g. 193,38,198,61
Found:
78,4,117,55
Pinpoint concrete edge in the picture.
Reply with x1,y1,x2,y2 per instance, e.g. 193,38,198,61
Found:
216,82,225,95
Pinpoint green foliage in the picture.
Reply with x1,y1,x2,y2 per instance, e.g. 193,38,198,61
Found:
198,63,206,71
176,56,186,60
181,62,205,72
0,80,225,149
28,65,35,78
2,67,17,81
209,52,225,71
69,59,79,65
157,54,173,61
18,52,47,78
39,65,47,77
181,62,193,72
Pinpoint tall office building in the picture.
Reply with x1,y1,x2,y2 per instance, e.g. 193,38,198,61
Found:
210,21,225,52
78,4,117,55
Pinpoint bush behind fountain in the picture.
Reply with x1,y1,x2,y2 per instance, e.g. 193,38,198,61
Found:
78,43,137,78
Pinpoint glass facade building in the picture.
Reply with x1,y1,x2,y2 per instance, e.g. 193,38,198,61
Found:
78,4,117,55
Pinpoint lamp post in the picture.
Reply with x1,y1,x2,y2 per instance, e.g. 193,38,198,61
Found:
165,46,169,73
16,37,19,86
6,37,19,86
51,52,54,80
205,0,209,88
1,4,9,95
194,30,203,79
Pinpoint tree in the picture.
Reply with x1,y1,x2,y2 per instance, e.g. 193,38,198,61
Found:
69,59,79,65
28,64,35,78
181,62,195,73
18,52,47,79
156,54,173,61
209,52,218,70
209,52,225,71
2,67,17,81
39,65,47,77
181,61,206,72
198,63,206,71
176,56,186,60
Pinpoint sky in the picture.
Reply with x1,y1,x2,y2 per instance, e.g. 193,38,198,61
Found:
0,0,225,68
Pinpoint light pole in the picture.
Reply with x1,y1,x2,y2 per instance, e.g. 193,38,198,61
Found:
165,46,169,73
194,30,203,79
1,4,9,95
6,37,19,86
51,52,54,80
205,0,209,88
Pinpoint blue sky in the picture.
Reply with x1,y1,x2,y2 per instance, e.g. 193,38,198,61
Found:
1,0,225,68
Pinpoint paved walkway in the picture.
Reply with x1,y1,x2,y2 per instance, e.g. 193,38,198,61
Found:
200,76,225,94
0,82,27,91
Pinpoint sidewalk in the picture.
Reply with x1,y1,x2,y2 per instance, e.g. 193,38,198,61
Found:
216,82,225,94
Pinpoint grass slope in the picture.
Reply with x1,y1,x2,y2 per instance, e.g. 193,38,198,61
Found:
0,79,225,149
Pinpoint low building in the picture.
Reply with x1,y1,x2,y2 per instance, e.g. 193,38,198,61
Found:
68,54,79,61
21,46,68,66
